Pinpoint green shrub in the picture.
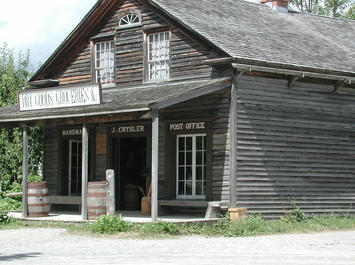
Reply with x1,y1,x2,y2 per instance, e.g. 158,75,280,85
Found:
28,174,43,183
0,203,9,224
140,221,180,235
87,215,131,234
281,200,305,224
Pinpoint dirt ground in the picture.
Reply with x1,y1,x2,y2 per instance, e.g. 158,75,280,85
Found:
0,228,355,264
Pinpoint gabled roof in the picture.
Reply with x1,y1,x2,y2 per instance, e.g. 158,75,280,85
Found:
151,0,355,76
31,0,355,82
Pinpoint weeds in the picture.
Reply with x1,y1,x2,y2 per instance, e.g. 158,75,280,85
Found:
2,210,355,238
280,200,305,224
86,215,132,234
139,221,180,236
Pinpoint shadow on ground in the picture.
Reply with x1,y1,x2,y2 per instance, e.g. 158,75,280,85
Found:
0,252,42,262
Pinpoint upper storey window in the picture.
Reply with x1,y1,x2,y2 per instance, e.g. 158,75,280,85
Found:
147,31,170,81
119,12,141,28
95,40,115,87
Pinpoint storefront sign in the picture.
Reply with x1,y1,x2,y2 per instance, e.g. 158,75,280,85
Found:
62,129,82,136
169,121,206,131
19,84,101,111
112,125,145,134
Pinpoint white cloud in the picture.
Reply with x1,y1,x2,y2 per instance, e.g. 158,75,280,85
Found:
0,0,97,65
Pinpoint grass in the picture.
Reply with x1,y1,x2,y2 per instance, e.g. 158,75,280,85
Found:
2,213,355,238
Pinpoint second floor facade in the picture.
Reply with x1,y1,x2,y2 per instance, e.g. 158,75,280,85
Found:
30,0,225,89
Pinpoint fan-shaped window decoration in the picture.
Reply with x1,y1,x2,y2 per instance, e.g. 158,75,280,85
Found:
119,13,141,28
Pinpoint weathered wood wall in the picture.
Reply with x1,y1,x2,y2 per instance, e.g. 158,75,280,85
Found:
161,87,231,202
54,0,217,87
44,127,60,195
236,75,355,218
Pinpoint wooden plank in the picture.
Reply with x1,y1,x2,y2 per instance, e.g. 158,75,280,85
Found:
229,71,238,206
106,169,115,215
81,124,89,221
22,127,28,218
151,108,159,222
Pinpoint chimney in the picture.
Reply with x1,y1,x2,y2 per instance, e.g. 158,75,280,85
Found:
261,0,289,13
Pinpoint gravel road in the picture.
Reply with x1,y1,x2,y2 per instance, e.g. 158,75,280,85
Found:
0,228,355,265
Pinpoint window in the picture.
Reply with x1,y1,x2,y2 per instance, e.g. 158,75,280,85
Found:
95,40,115,87
119,13,141,28
147,31,170,81
69,140,82,195
177,134,206,199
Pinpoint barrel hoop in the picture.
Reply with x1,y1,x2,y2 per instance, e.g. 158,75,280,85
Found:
87,193,106,197
28,203,50,207
88,206,106,210
88,185,106,190
88,212,105,217
27,182,47,188
28,193,49,197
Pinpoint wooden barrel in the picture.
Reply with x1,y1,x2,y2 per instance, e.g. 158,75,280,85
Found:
27,182,49,217
87,181,107,220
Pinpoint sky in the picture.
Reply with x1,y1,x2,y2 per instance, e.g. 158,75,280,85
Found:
0,0,264,70
0,0,97,68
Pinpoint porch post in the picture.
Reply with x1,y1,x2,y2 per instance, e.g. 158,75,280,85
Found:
229,71,238,207
151,108,159,222
22,126,28,218
81,124,89,221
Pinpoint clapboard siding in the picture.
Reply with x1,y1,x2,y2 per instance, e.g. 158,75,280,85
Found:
54,0,216,87
44,127,59,195
236,76,355,218
161,87,230,201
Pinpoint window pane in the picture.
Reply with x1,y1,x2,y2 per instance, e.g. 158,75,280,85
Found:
178,167,184,181
178,152,185,166
196,166,202,181
147,32,170,81
95,40,114,86
186,166,192,180
186,181,192,195
196,151,202,165
196,181,202,195
186,151,192,166
196,136,203,151
178,181,184,195
178,137,185,151
186,137,192,151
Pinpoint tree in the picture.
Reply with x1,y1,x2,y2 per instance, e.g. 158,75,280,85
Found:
0,43,43,192
346,2,355,18
290,0,355,19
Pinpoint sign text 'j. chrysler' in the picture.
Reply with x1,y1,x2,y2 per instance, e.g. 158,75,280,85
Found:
19,84,101,111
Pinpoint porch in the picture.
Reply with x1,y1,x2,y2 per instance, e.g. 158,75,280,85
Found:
8,210,218,224
0,77,233,222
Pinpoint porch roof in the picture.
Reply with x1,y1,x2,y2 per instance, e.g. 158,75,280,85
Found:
0,78,230,126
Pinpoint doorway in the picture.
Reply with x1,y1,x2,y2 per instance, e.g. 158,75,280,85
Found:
114,137,148,210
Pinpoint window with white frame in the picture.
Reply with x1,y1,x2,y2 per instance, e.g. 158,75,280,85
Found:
177,134,206,199
69,140,82,195
119,13,141,28
95,40,115,87
147,31,170,81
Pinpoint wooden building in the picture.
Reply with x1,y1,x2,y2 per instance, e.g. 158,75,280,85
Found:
0,0,355,220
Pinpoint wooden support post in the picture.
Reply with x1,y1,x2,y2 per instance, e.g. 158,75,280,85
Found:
229,70,239,207
151,108,159,222
22,126,29,218
81,124,89,221
106,169,115,215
